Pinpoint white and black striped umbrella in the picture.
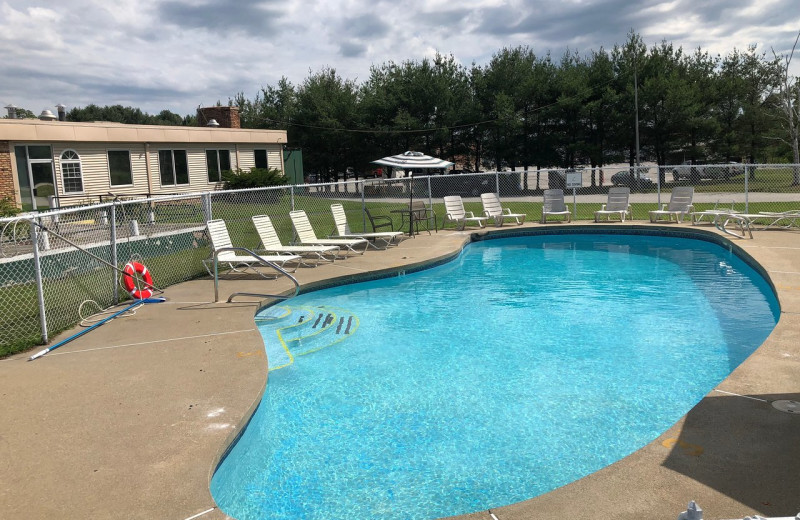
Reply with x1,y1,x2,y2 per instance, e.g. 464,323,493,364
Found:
371,151,454,171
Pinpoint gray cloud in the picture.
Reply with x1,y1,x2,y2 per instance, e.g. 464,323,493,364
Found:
340,40,368,58
156,0,286,37
1,0,798,115
340,13,389,37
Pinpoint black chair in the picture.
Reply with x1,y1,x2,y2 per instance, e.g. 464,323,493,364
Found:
365,208,395,232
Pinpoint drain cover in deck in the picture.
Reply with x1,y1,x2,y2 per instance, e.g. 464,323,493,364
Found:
771,400,800,414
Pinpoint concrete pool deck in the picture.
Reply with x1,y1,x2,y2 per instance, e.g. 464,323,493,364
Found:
1,222,798,520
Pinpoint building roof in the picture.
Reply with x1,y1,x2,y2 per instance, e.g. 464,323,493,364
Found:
0,119,286,144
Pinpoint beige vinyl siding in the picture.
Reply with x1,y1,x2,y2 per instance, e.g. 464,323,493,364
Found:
39,141,286,200
148,144,226,194
51,143,149,199
237,144,284,174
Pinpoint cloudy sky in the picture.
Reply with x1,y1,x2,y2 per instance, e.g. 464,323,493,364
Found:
2,0,799,118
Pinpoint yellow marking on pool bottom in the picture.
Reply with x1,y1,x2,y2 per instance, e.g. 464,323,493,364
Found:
661,438,704,456
268,306,360,371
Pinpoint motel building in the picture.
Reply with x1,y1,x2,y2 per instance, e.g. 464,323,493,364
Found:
0,106,288,211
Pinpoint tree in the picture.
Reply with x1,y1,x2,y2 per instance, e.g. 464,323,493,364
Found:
293,67,361,183
66,104,193,125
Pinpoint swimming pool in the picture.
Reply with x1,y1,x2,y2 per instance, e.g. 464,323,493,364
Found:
211,233,779,520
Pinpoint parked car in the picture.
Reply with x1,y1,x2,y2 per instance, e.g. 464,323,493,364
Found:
611,167,654,188
430,172,492,197
672,161,745,182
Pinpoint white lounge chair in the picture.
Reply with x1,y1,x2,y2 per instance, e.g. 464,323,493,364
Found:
541,189,571,224
649,186,694,222
480,192,526,226
203,219,300,277
594,187,631,222
252,214,339,264
690,200,738,225
289,210,368,255
711,209,800,239
330,204,403,249
443,195,488,230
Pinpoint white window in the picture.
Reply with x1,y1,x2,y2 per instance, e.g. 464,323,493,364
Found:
60,149,84,193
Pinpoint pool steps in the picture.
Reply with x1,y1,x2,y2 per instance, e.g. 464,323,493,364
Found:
255,305,359,370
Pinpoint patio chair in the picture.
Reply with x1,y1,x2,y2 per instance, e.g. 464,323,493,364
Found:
649,187,694,223
397,200,438,235
203,219,300,277
541,189,572,224
252,214,339,265
711,209,800,239
330,204,403,249
289,210,368,255
594,187,631,222
480,192,526,226
690,200,738,225
365,208,395,233
443,195,488,230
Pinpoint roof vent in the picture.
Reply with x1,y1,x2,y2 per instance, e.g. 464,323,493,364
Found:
206,118,220,127
5,104,17,119
38,109,57,121
56,104,66,121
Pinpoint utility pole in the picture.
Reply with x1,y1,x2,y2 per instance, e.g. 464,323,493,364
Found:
634,60,641,169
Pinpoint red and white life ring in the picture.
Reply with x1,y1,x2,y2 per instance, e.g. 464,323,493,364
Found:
122,261,154,300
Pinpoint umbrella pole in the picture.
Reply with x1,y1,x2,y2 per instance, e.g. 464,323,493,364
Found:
409,172,414,237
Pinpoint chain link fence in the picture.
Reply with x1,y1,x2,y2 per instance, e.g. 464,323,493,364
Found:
2,163,799,356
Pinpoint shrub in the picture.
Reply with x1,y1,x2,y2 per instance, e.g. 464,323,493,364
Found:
221,168,289,190
0,197,20,217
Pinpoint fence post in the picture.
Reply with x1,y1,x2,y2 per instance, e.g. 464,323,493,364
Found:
744,164,749,213
290,185,296,211
426,176,432,205
110,203,118,305
361,181,367,229
657,166,662,207
201,192,213,222
30,217,49,344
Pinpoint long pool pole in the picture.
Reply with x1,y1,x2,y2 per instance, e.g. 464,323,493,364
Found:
28,300,146,361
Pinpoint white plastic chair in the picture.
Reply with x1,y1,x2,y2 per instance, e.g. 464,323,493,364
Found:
480,192,526,226
330,204,403,249
443,195,488,230
649,187,694,222
203,219,300,276
594,187,631,222
252,214,339,264
289,210,367,255
541,189,572,224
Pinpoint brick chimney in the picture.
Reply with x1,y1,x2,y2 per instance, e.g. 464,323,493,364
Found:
196,106,240,128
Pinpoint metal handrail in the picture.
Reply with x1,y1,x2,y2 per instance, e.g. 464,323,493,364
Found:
212,246,300,302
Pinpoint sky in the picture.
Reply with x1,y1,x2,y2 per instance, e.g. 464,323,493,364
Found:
2,0,799,118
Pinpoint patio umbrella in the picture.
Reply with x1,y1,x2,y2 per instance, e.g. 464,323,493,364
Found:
371,151,454,235
371,150,454,173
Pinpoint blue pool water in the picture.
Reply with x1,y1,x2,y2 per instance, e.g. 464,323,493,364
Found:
211,233,779,520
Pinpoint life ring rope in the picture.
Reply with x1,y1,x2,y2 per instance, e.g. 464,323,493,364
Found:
121,261,155,300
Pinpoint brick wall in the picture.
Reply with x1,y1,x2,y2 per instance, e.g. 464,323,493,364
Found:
0,141,16,203
196,106,241,129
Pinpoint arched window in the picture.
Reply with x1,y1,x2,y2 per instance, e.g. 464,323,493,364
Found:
60,149,84,193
